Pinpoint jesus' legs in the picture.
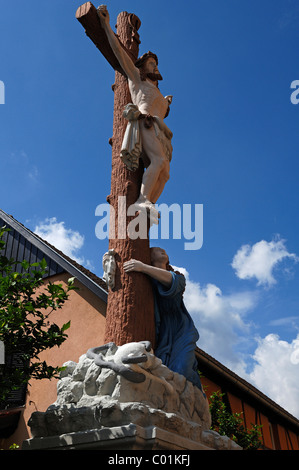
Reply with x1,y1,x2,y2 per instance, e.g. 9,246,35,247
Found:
137,125,169,205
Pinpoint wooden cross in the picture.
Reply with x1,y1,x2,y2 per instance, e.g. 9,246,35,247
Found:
76,2,156,347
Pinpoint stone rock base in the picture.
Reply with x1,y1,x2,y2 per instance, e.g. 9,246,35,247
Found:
22,343,242,451
22,423,240,451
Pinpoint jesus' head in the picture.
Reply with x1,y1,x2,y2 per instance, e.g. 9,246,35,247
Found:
135,51,163,82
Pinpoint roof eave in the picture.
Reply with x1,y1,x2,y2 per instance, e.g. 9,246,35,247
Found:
0,209,108,303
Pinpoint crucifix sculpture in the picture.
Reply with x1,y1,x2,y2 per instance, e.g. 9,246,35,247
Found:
76,3,173,348
20,7,209,447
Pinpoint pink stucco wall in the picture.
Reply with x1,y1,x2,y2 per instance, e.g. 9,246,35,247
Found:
1,273,106,448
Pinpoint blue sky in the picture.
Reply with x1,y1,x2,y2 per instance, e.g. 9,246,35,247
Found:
1,0,299,417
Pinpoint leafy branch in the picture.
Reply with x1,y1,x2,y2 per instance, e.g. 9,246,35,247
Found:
209,390,263,450
0,227,76,405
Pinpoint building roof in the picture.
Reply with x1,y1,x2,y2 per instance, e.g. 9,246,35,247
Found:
0,209,107,302
196,347,299,433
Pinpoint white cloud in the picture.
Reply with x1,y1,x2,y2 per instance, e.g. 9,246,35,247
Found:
269,316,299,328
173,266,257,372
175,266,299,419
34,217,93,270
243,334,299,419
231,237,298,287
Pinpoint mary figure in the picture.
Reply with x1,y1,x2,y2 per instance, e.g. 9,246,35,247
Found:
124,247,204,392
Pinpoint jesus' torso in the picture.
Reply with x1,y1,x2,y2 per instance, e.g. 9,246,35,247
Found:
128,78,169,119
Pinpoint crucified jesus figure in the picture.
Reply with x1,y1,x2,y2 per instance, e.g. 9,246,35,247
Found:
97,5,173,221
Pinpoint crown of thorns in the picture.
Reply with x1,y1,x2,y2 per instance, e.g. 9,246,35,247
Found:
135,51,158,69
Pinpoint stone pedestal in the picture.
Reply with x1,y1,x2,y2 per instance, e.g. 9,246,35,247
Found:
22,423,224,451
22,343,242,451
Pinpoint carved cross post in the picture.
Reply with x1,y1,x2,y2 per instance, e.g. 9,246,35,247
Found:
76,3,156,347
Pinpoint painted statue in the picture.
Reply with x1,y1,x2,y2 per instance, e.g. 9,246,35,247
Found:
124,247,204,391
97,5,173,223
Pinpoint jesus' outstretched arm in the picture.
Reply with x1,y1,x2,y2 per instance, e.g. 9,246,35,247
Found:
97,5,140,83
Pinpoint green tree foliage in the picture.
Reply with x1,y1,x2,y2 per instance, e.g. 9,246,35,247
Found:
209,390,263,450
0,227,76,404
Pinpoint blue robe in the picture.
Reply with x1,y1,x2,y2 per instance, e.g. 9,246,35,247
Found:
152,271,204,391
